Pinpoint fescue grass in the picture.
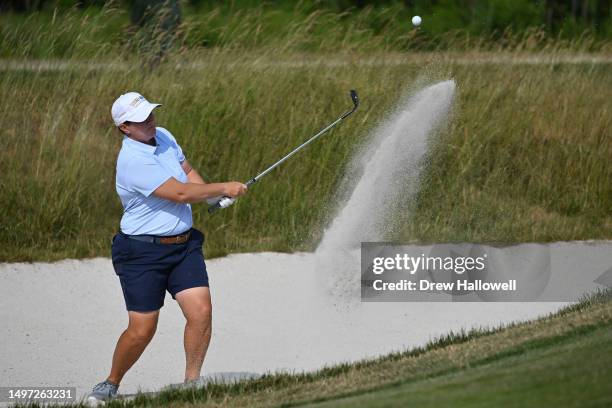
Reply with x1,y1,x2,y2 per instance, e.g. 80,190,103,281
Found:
17,288,612,407
0,5,611,262
400,62,612,243
1,2,610,60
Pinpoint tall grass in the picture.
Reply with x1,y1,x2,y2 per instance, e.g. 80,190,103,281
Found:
1,1,610,59
400,62,612,243
0,6,610,262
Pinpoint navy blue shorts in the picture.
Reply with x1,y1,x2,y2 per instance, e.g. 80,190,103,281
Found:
111,228,209,312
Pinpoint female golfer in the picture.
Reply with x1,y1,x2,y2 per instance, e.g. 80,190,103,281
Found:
87,92,247,403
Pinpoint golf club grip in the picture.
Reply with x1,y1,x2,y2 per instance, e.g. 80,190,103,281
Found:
207,198,226,214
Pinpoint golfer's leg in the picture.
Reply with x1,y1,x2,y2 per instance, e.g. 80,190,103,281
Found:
107,310,160,385
175,287,212,382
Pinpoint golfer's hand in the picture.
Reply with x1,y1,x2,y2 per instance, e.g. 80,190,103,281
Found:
223,182,247,198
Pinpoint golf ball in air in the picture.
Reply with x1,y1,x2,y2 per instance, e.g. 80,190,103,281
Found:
412,15,422,27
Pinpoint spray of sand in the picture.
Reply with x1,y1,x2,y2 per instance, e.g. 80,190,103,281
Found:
315,80,457,302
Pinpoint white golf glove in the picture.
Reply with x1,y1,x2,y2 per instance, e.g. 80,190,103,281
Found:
218,197,236,208
206,196,235,208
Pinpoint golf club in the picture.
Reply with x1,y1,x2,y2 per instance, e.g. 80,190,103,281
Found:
208,89,360,214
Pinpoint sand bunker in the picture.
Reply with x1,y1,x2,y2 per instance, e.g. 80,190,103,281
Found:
2,243,610,402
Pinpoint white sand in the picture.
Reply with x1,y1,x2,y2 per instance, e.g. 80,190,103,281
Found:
6,248,604,403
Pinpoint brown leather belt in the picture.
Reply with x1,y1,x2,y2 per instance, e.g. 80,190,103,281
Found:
123,229,192,245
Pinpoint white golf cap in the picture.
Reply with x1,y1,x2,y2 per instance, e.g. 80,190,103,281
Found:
111,92,161,126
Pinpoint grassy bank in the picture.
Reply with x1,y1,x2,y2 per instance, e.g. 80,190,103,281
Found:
20,289,610,407
1,47,611,261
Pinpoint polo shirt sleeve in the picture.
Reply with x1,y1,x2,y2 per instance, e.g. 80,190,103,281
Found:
175,140,186,163
158,127,186,163
124,157,172,198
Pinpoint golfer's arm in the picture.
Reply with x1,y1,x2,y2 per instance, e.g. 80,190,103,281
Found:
182,160,207,185
153,177,226,204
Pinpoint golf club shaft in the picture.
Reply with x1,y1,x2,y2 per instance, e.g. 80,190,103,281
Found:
208,90,359,214
248,116,348,185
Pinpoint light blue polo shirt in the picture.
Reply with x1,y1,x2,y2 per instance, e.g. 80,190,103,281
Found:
115,127,192,236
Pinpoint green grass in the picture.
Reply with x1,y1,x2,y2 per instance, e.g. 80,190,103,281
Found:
0,5,610,262
1,50,610,262
313,326,611,407
1,2,610,59
19,289,611,407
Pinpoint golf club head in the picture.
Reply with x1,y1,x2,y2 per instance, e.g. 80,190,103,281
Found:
350,90,359,108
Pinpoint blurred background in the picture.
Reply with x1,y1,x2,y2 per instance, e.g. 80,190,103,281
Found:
1,0,611,59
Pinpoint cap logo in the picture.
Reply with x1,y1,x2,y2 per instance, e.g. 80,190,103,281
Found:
129,95,146,107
